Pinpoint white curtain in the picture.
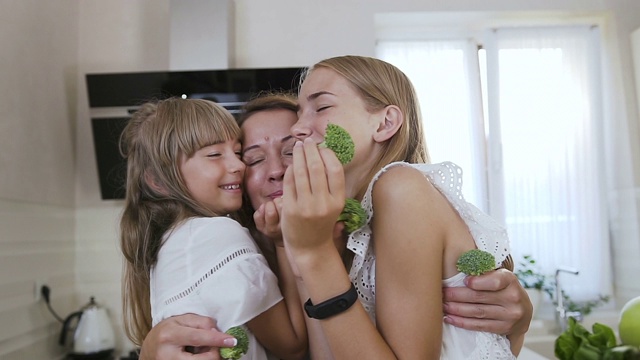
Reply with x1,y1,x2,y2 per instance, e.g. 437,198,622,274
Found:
377,25,612,300
376,40,488,210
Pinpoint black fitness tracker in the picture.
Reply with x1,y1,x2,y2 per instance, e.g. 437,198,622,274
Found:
304,283,358,319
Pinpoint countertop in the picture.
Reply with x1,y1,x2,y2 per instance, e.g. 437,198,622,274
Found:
519,346,551,359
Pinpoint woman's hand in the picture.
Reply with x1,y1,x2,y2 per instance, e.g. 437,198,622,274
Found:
442,268,533,336
254,199,283,246
139,314,237,360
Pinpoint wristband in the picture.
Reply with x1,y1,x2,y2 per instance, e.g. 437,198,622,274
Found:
304,283,358,319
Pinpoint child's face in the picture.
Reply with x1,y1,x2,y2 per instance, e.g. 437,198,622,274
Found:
294,67,382,169
179,139,245,214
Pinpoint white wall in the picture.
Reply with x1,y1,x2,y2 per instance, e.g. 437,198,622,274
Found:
0,1,80,359
2,0,639,358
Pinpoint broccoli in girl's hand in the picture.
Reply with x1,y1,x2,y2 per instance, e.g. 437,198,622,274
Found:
319,123,355,165
456,249,496,276
338,198,366,233
319,123,365,234
220,326,249,360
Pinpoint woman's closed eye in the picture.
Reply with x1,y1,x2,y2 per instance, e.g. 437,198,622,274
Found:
242,155,264,167
282,142,295,157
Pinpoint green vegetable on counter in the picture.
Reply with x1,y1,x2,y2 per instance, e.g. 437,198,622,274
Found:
220,326,249,360
456,249,496,276
320,123,365,234
620,296,640,347
555,317,640,360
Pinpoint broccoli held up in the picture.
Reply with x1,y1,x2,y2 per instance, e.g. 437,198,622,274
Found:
320,123,355,165
456,249,496,276
338,198,366,233
318,123,365,234
220,326,249,360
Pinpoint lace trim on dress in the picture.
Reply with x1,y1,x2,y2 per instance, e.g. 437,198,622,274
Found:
164,247,256,306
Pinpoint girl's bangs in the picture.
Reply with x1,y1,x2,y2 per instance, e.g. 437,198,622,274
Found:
174,100,241,155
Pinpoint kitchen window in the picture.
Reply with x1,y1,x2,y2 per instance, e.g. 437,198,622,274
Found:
377,25,611,300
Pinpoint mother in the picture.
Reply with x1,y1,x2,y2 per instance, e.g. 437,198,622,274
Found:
138,92,532,359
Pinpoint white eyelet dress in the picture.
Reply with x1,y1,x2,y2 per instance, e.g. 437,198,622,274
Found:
346,161,516,360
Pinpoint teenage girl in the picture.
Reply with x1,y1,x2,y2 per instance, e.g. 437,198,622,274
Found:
280,56,524,359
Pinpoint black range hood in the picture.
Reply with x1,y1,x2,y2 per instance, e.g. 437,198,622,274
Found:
87,67,304,200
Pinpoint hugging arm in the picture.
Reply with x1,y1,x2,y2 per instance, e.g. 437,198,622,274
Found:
442,268,532,355
139,314,235,360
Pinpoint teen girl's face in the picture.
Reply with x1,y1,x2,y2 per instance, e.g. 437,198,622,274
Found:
292,67,379,157
179,139,245,214
241,109,297,210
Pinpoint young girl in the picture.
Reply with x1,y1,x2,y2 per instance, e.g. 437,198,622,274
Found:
280,56,524,359
119,98,307,359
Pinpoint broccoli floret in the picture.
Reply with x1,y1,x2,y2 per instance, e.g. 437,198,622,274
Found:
338,197,366,233
319,123,355,165
219,326,249,360
456,249,496,276
318,125,363,233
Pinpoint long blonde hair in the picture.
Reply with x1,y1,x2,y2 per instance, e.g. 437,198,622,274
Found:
119,97,241,345
302,55,430,199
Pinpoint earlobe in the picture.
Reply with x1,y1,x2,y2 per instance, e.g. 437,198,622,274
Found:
373,105,403,143
144,171,168,195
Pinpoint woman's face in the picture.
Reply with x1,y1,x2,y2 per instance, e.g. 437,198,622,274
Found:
241,109,297,210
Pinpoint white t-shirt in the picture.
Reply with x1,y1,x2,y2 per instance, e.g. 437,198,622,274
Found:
151,216,282,360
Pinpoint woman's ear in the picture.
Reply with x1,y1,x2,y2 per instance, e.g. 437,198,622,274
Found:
373,105,403,143
144,171,168,196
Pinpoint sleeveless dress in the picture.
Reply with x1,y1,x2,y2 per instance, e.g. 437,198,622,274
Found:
346,161,516,359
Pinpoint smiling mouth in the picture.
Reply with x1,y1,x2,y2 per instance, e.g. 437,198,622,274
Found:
220,184,241,190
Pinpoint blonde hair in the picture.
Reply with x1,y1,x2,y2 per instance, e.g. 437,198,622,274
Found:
302,55,430,199
119,97,241,345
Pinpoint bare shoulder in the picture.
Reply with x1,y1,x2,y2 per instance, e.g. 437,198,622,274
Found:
372,164,457,231
372,164,440,202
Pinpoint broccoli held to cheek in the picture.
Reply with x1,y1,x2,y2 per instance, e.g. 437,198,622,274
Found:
319,123,355,165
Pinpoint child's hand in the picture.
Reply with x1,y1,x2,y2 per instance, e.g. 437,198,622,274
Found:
281,138,345,254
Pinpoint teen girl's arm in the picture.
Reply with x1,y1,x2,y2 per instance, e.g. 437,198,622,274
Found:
254,197,344,360
280,139,443,358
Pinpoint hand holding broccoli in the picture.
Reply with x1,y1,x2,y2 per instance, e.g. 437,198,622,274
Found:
456,249,496,276
219,326,249,360
320,123,366,233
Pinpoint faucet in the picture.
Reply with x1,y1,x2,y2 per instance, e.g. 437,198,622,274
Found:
555,266,582,332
